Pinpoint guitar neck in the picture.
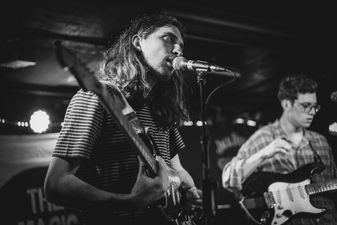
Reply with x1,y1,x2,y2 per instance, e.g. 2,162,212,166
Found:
70,62,158,176
306,179,337,195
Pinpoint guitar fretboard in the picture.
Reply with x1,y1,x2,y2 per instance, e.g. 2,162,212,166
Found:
306,179,337,195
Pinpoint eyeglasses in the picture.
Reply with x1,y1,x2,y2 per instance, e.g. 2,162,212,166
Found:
296,102,321,113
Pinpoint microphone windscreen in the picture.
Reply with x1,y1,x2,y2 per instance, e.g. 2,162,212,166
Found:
330,91,337,102
172,56,186,71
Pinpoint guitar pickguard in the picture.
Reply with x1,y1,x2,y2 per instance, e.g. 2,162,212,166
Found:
240,162,332,225
268,179,325,225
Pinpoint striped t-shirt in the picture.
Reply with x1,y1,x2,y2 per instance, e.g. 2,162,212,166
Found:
52,89,185,222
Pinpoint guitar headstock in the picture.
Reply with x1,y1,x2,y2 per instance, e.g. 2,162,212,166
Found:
55,40,76,70
55,41,102,94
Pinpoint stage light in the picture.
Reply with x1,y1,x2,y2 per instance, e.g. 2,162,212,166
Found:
183,121,193,126
234,118,245,124
29,110,50,133
0,60,36,69
246,119,257,127
196,121,203,126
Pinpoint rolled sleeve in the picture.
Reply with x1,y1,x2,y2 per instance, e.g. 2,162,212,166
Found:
222,157,246,191
222,127,274,191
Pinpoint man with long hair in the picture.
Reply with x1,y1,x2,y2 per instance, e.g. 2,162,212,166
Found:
44,13,201,225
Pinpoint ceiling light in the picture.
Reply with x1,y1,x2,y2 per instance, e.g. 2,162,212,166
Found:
0,60,36,69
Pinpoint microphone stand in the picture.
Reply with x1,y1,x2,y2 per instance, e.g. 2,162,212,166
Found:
196,70,217,225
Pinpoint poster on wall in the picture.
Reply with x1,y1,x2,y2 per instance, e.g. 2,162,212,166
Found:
0,133,83,225
207,122,257,208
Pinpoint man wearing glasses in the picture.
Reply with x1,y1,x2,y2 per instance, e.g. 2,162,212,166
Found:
222,74,337,224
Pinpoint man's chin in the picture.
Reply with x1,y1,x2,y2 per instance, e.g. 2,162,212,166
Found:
302,122,312,128
157,71,173,81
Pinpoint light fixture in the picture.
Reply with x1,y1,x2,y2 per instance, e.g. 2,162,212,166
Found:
0,60,36,69
183,121,193,126
246,119,257,127
29,110,50,133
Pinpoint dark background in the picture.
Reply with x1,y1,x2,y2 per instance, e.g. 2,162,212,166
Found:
1,1,337,224
1,1,336,130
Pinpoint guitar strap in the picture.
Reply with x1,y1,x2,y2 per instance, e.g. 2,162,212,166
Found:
105,85,145,132
107,85,162,158
308,140,325,174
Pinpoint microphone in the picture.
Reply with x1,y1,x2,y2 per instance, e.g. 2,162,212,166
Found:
173,56,232,74
329,122,337,136
330,91,337,103
329,91,337,136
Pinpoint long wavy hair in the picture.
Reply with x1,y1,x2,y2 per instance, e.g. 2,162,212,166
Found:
97,13,189,129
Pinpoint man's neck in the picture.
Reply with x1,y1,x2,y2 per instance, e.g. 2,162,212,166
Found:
280,114,303,136
279,115,304,146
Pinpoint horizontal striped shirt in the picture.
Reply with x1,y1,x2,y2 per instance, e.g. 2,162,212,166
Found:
53,89,185,223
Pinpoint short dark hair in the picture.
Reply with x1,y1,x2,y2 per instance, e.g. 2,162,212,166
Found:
277,74,318,102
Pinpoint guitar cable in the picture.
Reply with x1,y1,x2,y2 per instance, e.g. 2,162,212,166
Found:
238,196,263,225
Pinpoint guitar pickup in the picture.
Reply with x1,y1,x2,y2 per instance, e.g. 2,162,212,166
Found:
263,191,276,209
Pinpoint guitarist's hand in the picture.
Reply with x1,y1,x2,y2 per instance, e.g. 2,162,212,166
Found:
185,186,203,206
129,156,170,211
260,137,292,160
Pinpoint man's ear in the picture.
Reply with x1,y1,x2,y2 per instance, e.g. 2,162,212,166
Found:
281,99,291,111
132,35,142,51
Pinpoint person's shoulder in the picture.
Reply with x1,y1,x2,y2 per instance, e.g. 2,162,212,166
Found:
74,88,99,98
70,89,101,105
244,123,275,144
306,129,328,142
253,121,278,136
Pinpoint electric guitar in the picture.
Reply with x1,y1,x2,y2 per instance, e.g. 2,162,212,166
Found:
240,162,337,225
55,41,195,225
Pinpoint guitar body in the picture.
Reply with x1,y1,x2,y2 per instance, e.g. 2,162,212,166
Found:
267,179,325,225
136,126,193,225
241,162,326,225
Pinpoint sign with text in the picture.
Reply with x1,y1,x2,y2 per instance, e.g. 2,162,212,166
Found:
0,134,83,225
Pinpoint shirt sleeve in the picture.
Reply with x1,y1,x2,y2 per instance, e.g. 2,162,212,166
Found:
222,128,273,191
53,89,104,159
169,127,186,158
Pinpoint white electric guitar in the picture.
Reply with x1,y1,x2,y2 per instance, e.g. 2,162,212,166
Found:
240,162,337,225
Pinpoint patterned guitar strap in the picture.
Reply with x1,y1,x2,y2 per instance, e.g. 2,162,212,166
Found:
106,85,160,158
308,140,325,174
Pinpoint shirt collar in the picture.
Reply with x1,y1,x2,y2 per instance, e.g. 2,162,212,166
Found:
274,119,310,149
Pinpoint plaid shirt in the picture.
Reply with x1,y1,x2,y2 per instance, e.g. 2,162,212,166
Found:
222,120,337,225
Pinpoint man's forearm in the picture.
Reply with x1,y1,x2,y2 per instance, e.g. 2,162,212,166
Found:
241,150,266,182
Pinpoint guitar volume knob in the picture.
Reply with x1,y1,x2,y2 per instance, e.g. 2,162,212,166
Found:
275,213,282,218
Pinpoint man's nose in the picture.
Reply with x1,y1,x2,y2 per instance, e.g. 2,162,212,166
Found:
172,45,183,57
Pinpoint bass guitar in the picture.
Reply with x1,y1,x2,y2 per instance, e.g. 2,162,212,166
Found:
240,162,336,225
55,41,194,225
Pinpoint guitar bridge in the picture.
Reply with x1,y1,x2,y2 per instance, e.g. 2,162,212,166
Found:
263,192,275,209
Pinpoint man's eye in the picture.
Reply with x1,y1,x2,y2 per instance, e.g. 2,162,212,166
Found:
163,35,173,43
